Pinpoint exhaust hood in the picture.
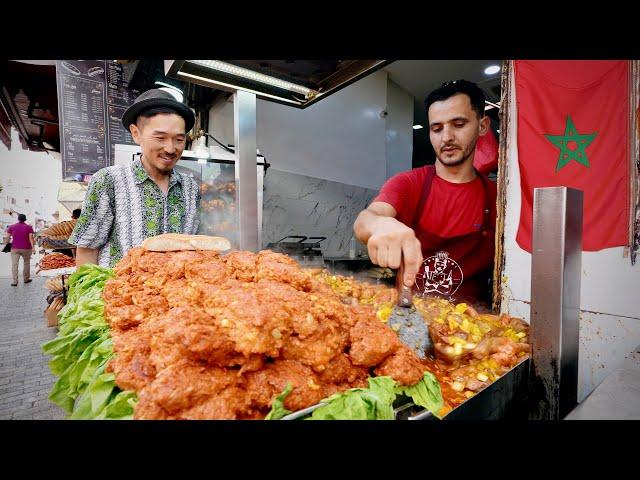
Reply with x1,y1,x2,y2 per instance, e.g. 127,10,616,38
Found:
164,60,391,108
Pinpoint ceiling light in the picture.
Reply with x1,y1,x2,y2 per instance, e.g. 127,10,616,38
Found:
165,59,389,109
413,124,423,130
190,60,314,98
484,65,501,75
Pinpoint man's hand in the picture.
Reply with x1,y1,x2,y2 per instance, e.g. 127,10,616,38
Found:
354,202,423,287
75,247,99,267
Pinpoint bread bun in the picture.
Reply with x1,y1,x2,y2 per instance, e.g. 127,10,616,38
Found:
141,233,231,252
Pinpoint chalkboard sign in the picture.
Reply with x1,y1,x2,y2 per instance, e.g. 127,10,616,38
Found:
56,60,140,179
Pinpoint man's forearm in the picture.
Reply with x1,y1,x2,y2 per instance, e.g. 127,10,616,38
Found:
353,209,380,244
75,247,99,266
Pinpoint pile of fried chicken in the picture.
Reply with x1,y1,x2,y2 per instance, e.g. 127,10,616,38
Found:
103,248,530,419
103,248,432,419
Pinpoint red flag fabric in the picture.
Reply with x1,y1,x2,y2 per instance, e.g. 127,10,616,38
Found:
515,60,630,252
474,127,499,174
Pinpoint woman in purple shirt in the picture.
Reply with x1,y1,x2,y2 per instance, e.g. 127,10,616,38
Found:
5,214,35,286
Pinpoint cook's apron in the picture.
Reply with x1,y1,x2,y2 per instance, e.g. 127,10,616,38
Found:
410,166,495,304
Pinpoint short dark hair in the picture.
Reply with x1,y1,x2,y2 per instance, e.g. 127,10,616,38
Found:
424,79,486,119
72,208,81,219
18,214,26,222
136,107,184,128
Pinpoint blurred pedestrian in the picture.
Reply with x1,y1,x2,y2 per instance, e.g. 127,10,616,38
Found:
6,213,35,286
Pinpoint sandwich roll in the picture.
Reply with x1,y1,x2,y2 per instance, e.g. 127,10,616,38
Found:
141,233,231,252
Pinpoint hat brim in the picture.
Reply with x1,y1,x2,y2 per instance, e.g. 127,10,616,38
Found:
121,98,195,133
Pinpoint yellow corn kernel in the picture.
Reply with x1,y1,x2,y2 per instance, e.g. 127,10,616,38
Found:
448,336,467,345
516,331,526,339
451,382,464,392
464,391,475,399
464,343,477,350
448,318,459,331
471,334,481,343
453,343,463,356
476,373,489,382
376,305,392,322
460,318,471,333
455,303,468,314
220,318,230,327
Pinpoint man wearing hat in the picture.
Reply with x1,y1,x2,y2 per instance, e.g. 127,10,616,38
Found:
69,89,201,267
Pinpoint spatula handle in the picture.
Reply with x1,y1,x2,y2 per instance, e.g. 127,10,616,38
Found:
397,260,413,307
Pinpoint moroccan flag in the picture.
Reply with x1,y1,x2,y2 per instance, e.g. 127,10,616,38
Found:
515,60,630,252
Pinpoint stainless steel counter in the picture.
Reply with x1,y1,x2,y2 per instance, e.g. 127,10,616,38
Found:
565,347,640,420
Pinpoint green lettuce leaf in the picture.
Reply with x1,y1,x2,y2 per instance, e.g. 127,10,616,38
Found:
308,376,398,420
265,383,293,420
99,391,138,420
395,372,443,419
69,363,115,420
42,264,115,414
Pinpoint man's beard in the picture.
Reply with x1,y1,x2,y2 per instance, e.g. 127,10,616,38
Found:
437,138,477,167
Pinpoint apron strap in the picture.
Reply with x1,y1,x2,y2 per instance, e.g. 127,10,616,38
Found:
411,165,436,228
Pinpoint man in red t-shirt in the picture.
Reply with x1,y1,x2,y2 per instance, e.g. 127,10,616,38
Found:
354,80,496,305
5,213,35,286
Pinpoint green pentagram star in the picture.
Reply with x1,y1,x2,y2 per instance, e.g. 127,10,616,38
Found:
544,115,597,171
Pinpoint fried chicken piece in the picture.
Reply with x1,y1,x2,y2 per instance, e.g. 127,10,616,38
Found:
162,279,202,309
203,281,293,357
373,345,427,386
255,250,313,291
133,251,171,274
131,288,169,316
184,255,230,285
348,318,401,367
134,361,247,419
109,329,156,391
176,386,252,420
245,360,326,412
223,251,258,282
103,277,133,307
317,353,369,384
144,307,265,372
106,304,147,330
281,319,349,370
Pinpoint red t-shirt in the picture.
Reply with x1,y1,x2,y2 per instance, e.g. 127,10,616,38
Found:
373,166,497,238
7,222,34,250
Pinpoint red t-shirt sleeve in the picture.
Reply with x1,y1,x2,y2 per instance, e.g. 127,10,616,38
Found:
372,169,422,225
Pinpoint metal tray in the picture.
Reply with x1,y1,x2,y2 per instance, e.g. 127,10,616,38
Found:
280,358,529,420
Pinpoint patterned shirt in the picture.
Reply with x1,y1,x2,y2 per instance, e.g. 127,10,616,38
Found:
69,157,201,267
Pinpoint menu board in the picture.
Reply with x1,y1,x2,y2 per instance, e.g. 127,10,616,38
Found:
56,60,140,179
106,61,140,160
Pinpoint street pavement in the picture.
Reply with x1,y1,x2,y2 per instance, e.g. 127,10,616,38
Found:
0,260,66,420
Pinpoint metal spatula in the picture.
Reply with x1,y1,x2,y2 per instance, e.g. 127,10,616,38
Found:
387,262,433,359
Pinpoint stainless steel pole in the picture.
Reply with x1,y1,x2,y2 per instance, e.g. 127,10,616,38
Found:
233,90,258,251
529,186,583,420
